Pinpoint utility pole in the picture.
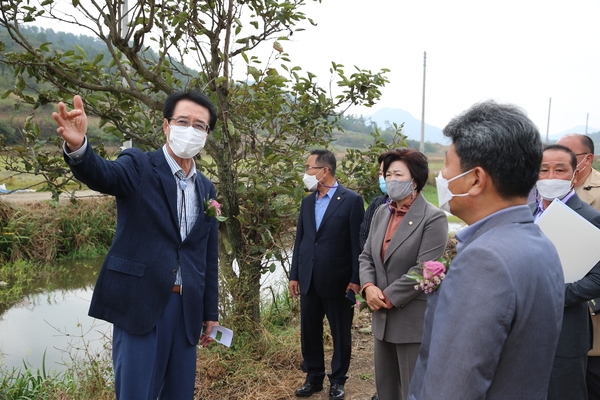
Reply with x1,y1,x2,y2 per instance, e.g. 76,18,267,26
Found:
122,0,129,33
586,113,589,135
420,51,426,153
121,0,132,148
546,97,551,144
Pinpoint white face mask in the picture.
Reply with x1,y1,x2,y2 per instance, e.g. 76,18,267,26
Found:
576,155,588,173
302,169,324,192
536,178,573,201
435,169,473,214
386,179,414,202
168,125,208,159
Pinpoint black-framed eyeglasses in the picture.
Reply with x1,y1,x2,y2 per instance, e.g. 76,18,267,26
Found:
304,166,325,172
575,153,589,157
169,118,210,132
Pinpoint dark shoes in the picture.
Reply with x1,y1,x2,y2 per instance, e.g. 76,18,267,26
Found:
294,381,344,399
329,383,345,400
295,381,323,397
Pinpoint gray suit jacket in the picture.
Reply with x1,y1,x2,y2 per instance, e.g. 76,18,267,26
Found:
408,205,564,400
359,194,448,343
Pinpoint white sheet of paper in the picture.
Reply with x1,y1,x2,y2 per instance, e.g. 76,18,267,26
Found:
203,325,233,347
536,199,600,283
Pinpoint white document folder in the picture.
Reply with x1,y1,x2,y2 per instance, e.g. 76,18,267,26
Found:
536,199,600,283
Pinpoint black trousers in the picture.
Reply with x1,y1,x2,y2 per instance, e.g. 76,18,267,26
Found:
299,286,354,385
588,356,600,400
548,355,588,400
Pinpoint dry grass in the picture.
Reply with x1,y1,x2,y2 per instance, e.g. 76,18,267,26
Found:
0,197,115,263
192,310,378,400
194,325,304,400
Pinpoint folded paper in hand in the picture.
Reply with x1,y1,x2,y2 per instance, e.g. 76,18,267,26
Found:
536,199,600,283
202,325,233,347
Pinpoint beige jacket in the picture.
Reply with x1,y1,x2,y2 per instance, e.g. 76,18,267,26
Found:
580,168,600,356
577,168,600,212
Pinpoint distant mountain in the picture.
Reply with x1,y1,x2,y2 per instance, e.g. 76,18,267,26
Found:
365,108,600,149
542,131,600,155
547,126,600,141
365,108,447,145
543,127,600,154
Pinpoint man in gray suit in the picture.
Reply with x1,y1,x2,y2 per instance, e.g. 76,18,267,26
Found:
532,144,600,400
408,101,565,400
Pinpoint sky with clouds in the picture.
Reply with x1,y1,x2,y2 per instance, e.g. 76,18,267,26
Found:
272,0,600,137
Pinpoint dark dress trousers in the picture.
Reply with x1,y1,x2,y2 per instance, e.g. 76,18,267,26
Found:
290,184,364,384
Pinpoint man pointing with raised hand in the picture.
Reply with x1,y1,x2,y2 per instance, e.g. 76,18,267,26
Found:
53,92,220,400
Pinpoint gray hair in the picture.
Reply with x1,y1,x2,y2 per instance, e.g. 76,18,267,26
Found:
444,100,542,199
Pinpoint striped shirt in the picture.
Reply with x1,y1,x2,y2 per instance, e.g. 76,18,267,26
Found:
162,146,200,285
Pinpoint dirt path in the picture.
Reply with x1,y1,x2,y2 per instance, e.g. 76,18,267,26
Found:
342,313,377,400
0,189,106,204
298,311,377,400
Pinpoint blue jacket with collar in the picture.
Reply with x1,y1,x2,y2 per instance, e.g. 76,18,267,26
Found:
65,145,219,345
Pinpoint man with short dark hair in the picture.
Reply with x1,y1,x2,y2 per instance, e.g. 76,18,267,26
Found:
290,149,364,400
53,91,220,399
533,144,600,400
408,101,564,399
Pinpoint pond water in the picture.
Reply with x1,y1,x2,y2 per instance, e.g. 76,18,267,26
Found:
0,258,110,373
0,257,290,373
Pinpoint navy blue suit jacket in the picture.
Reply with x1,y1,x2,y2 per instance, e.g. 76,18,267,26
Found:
66,145,219,345
290,184,364,297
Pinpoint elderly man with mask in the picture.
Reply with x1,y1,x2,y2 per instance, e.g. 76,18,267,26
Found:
557,134,600,399
532,144,600,400
557,134,600,210
53,91,220,399
289,149,364,400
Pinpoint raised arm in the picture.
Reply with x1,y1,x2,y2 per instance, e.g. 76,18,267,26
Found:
52,95,88,151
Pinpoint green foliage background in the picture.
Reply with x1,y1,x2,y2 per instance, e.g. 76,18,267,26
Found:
0,1,434,339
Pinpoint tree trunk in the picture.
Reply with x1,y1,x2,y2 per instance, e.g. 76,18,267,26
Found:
210,86,263,337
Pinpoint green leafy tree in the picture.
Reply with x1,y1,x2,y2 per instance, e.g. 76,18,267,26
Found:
0,0,398,337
